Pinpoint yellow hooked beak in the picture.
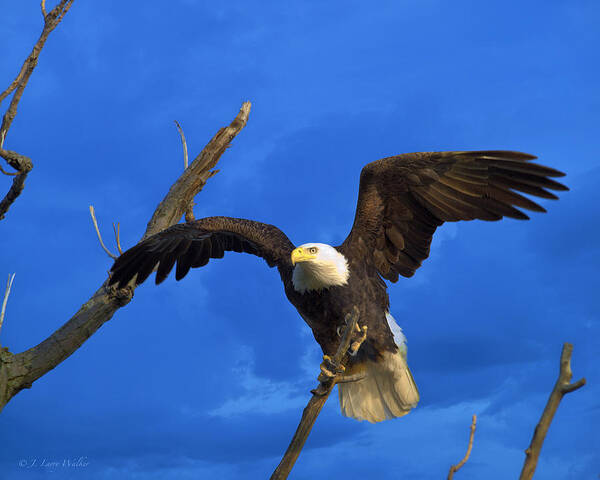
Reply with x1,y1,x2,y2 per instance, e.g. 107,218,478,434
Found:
291,247,316,265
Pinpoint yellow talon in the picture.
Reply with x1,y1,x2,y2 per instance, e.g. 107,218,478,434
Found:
348,324,368,356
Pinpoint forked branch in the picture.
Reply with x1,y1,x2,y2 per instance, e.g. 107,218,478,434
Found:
0,0,75,221
89,206,118,259
143,102,250,239
519,343,586,480
0,102,251,412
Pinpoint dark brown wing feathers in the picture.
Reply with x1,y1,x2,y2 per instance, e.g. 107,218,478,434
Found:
339,151,567,281
109,217,294,288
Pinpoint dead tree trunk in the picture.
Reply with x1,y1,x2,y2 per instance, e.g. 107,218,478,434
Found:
0,100,251,411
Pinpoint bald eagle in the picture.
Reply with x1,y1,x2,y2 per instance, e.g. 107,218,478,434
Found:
109,151,567,423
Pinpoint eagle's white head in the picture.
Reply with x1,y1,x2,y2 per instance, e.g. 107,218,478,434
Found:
291,243,349,294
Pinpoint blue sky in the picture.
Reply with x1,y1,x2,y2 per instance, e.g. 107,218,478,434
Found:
0,0,598,478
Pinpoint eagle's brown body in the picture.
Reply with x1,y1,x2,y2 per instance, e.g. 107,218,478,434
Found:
109,150,567,422
283,252,396,363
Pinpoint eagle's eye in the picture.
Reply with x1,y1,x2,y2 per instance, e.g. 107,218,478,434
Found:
309,247,318,254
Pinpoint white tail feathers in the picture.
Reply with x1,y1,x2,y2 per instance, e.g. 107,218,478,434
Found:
338,351,419,423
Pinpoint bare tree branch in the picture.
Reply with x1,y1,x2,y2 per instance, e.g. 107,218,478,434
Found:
174,120,189,170
142,103,250,240
0,150,32,221
0,274,16,337
174,120,195,222
519,343,586,480
0,102,251,412
271,307,367,480
89,206,118,260
447,414,477,480
112,222,123,256
0,0,75,221
0,165,17,177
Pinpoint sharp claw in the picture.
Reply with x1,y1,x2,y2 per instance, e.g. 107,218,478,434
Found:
319,354,344,381
348,325,368,356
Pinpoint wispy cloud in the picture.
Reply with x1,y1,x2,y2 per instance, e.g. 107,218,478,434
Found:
206,346,307,417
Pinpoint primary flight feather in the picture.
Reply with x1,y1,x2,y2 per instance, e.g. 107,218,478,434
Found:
109,150,567,423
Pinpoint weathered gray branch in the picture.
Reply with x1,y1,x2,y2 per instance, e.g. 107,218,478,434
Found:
271,306,366,480
112,222,123,255
447,414,477,480
0,0,75,221
89,205,119,259
143,103,250,240
174,120,195,222
0,102,251,412
0,274,16,335
519,343,586,480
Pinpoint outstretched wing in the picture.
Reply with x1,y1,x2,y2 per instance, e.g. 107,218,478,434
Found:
109,216,295,288
338,151,568,282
